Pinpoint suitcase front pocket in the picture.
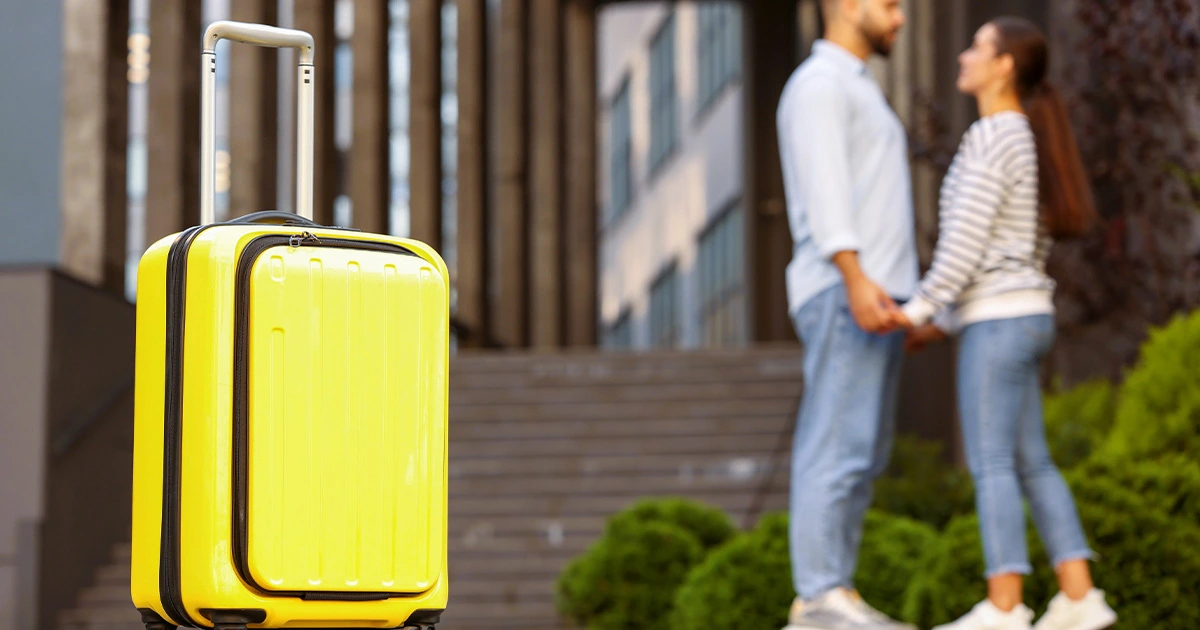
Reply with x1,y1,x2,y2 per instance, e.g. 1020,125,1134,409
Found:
232,233,447,599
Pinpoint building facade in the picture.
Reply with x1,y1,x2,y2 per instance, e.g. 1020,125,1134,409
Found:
598,1,747,350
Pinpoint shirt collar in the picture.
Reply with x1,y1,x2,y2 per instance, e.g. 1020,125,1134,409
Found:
812,39,869,77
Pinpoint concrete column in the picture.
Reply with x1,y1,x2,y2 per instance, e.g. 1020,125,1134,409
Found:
743,0,798,343
60,0,129,291
563,0,597,346
228,0,279,218
529,0,563,347
349,0,391,235
294,0,338,225
456,0,490,347
409,0,443,247
145,0,202,242
493,0,528,347
0,3,62,268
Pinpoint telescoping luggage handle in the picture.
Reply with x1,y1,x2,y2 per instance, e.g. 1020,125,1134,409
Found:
200,21,315,226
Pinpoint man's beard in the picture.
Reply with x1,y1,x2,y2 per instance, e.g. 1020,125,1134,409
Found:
861,21,896,57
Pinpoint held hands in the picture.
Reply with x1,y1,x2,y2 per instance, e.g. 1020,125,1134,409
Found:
845,276,907,334
904,324,947,354
843,276,944,354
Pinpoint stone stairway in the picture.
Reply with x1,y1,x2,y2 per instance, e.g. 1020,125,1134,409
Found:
55,345,805,629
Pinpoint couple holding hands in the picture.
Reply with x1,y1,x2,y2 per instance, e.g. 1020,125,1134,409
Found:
775,1,1117,630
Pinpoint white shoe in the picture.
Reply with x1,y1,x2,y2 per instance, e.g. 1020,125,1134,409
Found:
1032,590,1117,630
933,599,1034,630
783,588,903,629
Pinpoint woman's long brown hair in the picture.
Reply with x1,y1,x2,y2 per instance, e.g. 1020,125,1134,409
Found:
991,17,1096,239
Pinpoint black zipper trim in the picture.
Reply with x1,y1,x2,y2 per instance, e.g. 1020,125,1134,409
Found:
159,224,212,629
231,233,420,601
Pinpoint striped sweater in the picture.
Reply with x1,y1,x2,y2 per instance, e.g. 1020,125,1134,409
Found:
902,111,1055,332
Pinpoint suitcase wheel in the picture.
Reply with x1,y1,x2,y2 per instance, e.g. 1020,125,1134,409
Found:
137,607,177,630
198,608,268,629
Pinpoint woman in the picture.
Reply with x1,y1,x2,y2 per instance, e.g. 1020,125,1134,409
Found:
895,17,1118,630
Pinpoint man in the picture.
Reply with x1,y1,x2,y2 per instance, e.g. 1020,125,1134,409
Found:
775,0,917,629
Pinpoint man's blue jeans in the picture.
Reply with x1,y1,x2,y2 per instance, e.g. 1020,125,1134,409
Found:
789,284,904,600
957,314,1094,577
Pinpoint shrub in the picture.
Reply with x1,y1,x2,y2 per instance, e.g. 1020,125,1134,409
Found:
670,510,936,629
902,469,1200,628
1042,379,1117,470
854,511,940,622
669,512,792,630
1072,453,1200,524
1103,309,1200,460
605,497,736,552
1061,469,1200,627
556,520,704,629
871,435,975,529
900,514,992,628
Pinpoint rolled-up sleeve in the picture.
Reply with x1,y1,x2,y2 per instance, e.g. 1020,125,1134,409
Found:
781,74,858,259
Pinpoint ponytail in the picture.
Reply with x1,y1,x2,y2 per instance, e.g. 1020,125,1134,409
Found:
1024,81,1097,238
991,16,1097,239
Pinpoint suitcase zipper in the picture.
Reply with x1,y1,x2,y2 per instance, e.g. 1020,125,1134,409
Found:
231,233,419,601
160,224,212,628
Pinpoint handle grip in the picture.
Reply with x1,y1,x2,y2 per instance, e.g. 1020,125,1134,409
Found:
200,20,316,226
225,210,322,227
202,21,315,63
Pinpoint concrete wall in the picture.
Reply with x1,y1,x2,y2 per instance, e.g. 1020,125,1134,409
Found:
597,1,745,348
0,270,52,630
37,273,137,630
0,2,63,267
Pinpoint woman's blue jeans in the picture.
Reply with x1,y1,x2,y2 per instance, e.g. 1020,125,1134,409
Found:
957,314,1094,577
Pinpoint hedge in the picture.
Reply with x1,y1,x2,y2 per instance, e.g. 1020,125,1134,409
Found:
670,510,936,629
1103,309,1200,460
556,521,704,629
871,435,976,529
1042,379,1117,470
668,512,793,630
902,471,1200,628
605,496,736,552
555,498,734,629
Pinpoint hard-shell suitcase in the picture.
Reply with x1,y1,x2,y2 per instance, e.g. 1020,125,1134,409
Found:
130,21,450,629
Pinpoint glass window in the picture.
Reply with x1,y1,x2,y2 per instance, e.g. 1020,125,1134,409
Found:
648,12,677,172
697,2,742,114
649,262,680,348
697,204,746,347
608,77,632,223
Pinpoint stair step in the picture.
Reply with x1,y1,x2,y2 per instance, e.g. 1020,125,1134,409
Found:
95,563,130,584
58,605,142,625
78,585,131,606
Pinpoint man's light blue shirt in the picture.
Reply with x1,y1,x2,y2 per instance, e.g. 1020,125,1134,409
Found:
776,40,918,316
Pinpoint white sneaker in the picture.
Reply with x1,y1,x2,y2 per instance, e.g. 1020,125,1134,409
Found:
1032,590,1117,630
933,599,1034,630
783,588,901,629
848,590,918,630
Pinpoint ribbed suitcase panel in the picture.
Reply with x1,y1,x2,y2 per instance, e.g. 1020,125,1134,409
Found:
245,245,445,594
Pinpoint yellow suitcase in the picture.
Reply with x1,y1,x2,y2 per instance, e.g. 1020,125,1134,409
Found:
130,21,449,630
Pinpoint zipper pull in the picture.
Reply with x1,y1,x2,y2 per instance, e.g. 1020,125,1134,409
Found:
288,231,321,248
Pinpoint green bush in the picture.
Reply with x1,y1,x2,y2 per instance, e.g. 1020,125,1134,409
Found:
854,511,941,621
1072,453,1200,524
1042,379,1117,470
556,520,704,629
1062,469,1200,627
900,514,992,628
669,510,936,629
902,469,1200,628
872,435,975,529
1103,309,1200,460
669,512,793,630
605,497,736,552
